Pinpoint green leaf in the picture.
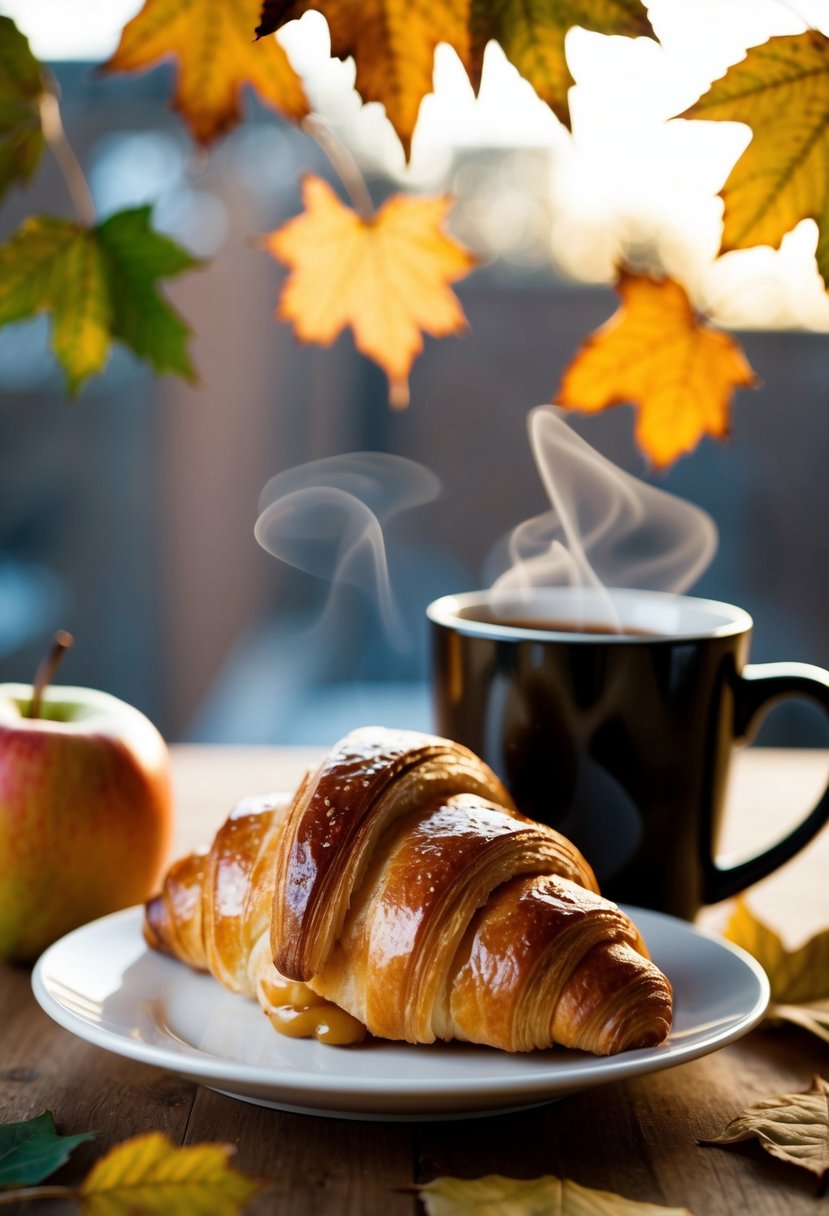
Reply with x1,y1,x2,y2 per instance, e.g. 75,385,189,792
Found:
0,1110,96,1188
0,16,48,199
0,208,202,394
96,206,202,382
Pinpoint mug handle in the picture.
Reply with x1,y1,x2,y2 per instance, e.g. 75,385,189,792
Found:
704,661,829,904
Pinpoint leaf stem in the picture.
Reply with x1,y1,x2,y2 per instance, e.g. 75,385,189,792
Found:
28,631,74,719
38,90,96,227
0,1185,75,1206
301,115,375,219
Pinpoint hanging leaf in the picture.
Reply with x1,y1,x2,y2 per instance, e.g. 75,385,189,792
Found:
263,173,476,406
104,0,309,146
681,31,829,288
78,1131,264,1216
0,206,201,394
257,0,469,157
258,0,655,153
418,1174,693,1215
468,0,655,130
725,898,829,1043
556,269,760,468
0,16,48,199
0,1111,96,1188
700,1075,829,1186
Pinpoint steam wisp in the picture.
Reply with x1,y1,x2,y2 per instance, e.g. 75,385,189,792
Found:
489,407,718,625
255,453,440,648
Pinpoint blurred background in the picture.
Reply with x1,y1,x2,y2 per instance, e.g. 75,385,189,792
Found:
1,0,828,747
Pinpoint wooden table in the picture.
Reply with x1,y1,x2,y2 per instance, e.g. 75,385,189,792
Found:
2,746,828,1214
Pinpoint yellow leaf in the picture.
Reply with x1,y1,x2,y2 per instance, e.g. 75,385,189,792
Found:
469,0,655,130
258,0,469,157
418,1174,693,1215
79,1131,263,1216
556,269,759,468
682,31,829,287
263,173,477,406
724,897,829,1040
104,0,309,146
700,1075,829,1185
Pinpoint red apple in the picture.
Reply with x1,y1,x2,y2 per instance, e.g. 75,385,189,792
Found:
0,634,173,961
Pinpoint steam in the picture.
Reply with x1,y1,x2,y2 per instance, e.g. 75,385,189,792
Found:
489,406,717,618
255,453,440,648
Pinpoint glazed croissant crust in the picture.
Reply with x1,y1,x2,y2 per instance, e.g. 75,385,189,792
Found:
145,727,672,1055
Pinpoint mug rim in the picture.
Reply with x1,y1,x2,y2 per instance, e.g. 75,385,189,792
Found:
426,588,754,643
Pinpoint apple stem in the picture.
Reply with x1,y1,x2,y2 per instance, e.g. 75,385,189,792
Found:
28,631,75,719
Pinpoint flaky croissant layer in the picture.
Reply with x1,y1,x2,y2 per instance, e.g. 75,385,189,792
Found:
145,727,672,1055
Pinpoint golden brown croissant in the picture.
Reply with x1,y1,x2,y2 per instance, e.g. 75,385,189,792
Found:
146,727,672,1055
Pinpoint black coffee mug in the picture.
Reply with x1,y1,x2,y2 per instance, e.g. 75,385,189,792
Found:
427,588,829,920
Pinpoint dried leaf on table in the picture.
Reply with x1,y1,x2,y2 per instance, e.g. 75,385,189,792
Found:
556,268,759,468
418,1174,693,1215
700,1075,829,1186
0,1110,96,1188
0,206,201,394
0,17,48,200
257,0,469,157
103,0,309,146
725,897,829,1042
681,31,829,289
79,1131,264,1216
468,0,656,130
263,173,477,407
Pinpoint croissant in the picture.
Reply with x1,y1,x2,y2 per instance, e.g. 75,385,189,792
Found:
146,727,672,1055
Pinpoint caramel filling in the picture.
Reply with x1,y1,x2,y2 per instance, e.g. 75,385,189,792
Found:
260,976,367,1046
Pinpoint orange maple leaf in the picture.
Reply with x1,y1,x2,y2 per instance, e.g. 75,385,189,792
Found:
103,0,309,146
257,1,469,158
258,1,654,154
263,174,477,406
557,270,760,468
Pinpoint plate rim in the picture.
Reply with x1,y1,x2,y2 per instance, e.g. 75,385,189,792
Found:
31,904,771,1111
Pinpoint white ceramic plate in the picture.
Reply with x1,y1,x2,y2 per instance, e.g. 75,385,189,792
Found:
32,906,769,1121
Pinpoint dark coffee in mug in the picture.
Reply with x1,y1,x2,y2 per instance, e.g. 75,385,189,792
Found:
427,588,829,920
461,610,660,637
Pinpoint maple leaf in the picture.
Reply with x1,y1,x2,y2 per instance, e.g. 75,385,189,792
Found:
468,0,656,130
263,173,477,406
681,31,829,288
0,16,48,200
700,1075,829,1186
725,898,829,1043
258,1,655,152
257,0,469,157
0,206,201,394
418,1174,693,1215
556,269,760,468
78,1132,264,1215
103,0,309,146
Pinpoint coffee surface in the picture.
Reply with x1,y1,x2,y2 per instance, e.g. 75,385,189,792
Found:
462,610,659,637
